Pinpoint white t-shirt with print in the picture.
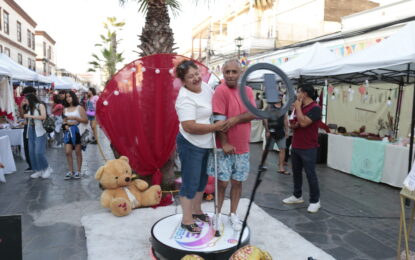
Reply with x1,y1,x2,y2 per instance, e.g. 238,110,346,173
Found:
175,82,214,148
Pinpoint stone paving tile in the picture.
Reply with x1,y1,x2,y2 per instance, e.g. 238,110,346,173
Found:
1,133,414,260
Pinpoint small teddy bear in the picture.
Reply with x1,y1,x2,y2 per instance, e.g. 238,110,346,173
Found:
95,156,162,217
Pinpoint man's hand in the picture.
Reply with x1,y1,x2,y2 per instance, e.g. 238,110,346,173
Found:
227,116,239,128
289,121,300,129
294,99,302,110
222,143,236,154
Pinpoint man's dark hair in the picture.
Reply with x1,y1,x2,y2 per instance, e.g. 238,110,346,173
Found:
58,90,66,95
21,86,36,95
298,83,317,100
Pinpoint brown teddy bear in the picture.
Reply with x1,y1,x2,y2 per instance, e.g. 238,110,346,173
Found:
95,156,162,217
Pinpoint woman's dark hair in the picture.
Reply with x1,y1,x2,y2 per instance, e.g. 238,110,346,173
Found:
64,91,79,107
89,87,97,96
53,94,60,104
25,93,40,114
21,86,36,95
176,60,198,81
58,90,66,95
298,83,317,100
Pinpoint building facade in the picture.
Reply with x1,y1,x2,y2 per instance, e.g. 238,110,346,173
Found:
35,30,56,76
0,0,36,70
190,0,378,70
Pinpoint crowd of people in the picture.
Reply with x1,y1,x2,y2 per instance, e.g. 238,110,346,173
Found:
17,87,99,180
174,59,323,234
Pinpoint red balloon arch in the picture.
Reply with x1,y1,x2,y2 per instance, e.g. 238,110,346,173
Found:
96,54,218,185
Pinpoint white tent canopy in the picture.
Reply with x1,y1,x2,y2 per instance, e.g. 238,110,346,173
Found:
0,54,51,83
247,42,342,82
48,75,73,90
302,21,415,77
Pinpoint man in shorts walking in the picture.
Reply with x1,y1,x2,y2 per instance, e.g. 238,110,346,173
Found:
209,60,256,231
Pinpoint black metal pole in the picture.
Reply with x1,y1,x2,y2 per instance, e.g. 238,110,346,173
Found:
408,81,415,172
406,81,415,207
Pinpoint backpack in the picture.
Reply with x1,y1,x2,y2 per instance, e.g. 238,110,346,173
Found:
37,103,55,133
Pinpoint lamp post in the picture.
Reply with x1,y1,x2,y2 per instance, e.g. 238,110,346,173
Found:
43,58,48,76
234,37,244,59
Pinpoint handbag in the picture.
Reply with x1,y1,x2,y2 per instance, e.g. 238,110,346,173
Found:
80,129,90,147
36,103,55,133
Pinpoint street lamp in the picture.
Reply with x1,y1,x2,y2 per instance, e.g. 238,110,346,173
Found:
234,37,244,59
42,58,48,76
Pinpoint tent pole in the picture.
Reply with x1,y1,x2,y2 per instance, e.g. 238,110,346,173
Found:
409,81,415,173
394,82,404,138
406,81,415,207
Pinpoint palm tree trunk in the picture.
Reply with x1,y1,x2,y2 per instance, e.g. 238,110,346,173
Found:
139,0,176,56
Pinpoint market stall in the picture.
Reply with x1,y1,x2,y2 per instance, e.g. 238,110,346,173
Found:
327,133,413,187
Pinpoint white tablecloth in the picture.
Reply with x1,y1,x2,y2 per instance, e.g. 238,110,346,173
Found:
327,133,414,188
0,128,25,160
250,119,264,143
0,136,16,183
327,134,354,173
382,144,413,187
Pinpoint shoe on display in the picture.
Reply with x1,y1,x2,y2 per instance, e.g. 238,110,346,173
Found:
64,171,73,180
282,195,304,204
30,171,43,179
73,171,81,179
307,201,321,213
230,213,242,231
24,168,33,173
41,167,53,179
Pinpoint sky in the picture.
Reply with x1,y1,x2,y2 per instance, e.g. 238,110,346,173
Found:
14,0,396,75
15,0,206,74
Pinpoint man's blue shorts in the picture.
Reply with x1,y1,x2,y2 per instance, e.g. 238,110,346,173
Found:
176,133,210,199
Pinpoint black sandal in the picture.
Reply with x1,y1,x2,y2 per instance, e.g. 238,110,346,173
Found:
181,223,201,234
192,213,210,222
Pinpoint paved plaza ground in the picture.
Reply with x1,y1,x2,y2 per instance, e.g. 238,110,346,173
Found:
0,131,412,260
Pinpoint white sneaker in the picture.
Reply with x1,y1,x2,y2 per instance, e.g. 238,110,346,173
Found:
307,201,321,213
64,171,73,180
230,213,242,231
30,171,43,179
282,195,304,204
73,171,81,179
41,167,53,179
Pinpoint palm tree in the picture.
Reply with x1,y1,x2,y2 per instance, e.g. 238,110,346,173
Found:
88,17,125,81
119,0,181,56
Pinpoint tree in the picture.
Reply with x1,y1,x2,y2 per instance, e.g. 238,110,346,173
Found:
88,17,125,81
119,0,180,57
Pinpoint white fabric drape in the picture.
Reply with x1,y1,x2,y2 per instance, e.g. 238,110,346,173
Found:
0,136,16,183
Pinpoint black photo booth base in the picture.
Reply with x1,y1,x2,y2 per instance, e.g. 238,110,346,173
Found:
0,215,22,260
150,213,250,260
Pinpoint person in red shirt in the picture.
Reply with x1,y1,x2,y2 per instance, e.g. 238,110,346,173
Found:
51,94,64,147
208,60,256,231
283,83,322,213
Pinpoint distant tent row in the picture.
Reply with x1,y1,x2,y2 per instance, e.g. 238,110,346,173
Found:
0,53,88,91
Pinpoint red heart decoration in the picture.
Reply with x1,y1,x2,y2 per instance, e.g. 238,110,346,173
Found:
96,54,215,185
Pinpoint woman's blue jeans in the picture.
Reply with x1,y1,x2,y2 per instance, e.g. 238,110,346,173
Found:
28,125,49,171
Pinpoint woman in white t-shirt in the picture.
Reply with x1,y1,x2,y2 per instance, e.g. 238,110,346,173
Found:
175,60,230,234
